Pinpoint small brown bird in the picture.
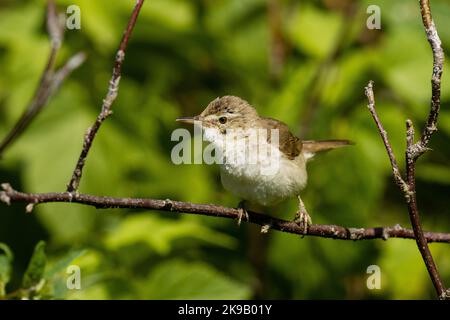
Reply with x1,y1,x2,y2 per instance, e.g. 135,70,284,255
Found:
177,96,351,232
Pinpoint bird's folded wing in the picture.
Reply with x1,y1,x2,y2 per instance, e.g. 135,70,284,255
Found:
261,117,302,160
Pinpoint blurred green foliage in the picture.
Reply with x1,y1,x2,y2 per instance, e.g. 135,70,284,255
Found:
0,0,449,299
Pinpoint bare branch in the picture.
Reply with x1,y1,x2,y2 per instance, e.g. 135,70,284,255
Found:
364,82,409,194
402,0,447,300
267,0,288,80
404,119,446,298
364,1,448,298
2,183,450,243
46,0,64,48
66,0,145,192
0,0,86,156
414,0,444,157
366,82,448,299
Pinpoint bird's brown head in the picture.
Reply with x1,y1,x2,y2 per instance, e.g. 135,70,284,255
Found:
176,96,259,131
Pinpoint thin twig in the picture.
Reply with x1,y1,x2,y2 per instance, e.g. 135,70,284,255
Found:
66,0,145,192
1,183,450,243
366,81,448,299
403,0,447,299
365,0,448,300
0,0,86,156
405,120,446,298
365,82,410,195
267,0,288,80
364,0,448,298
413,0,444,157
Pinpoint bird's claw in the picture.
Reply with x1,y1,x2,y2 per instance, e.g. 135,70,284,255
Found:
294,196,311,234
237,201,249,226
237,208,249,226
294,210,312,234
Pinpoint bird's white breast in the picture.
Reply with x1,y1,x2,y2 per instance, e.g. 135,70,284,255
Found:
203,128,308,207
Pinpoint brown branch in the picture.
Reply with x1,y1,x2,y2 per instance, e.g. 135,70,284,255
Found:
364,0,449,300
404,120,446,298
405,0,447,300
364,0,448,298
365,81,409,194
414,0,444,157
267,0,288,80
366,82,448,299
2,183,450,243
0,0,86,157
66,0,145,192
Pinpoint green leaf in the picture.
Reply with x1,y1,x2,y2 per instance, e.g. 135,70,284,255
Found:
416,163,450,185
379,240,429,299
22,241,47,290
0,243,13,297
140,260,251,299
287,5,342,58
40,249,87,299
104,214,237,255
438,111,450,136
45,249,86,279
57,0,120,51
138,0,195,31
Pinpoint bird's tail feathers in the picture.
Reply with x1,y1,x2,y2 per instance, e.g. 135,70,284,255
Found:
302,139,353,161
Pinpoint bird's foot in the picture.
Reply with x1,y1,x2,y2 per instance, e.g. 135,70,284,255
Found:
237,200,249,226
294,210,312,234
294,196,312,234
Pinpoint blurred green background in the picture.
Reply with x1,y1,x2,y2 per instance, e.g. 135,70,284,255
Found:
0,0,449,299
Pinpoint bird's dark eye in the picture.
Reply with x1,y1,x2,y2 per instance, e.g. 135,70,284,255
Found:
219,116,227,124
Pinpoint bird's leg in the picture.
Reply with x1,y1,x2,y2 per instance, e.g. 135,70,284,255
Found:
294,195,312,234
237,200,249,226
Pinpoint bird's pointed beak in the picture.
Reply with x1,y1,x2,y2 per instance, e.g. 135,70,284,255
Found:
176,116,201,125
